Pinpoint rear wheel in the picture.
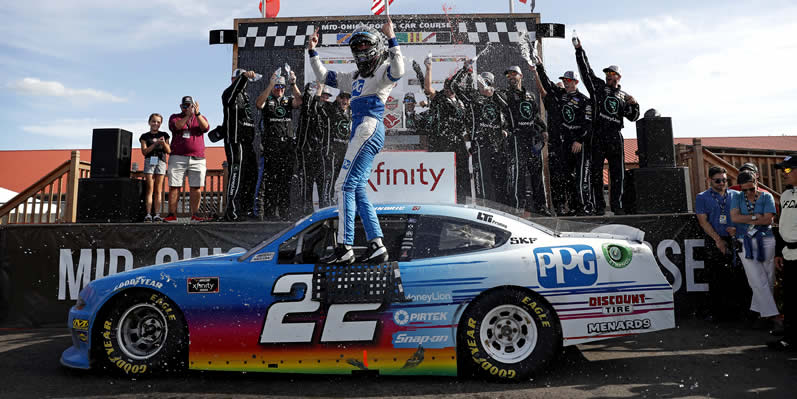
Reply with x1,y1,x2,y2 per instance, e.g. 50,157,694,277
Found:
458,287,560,381
95,290,187,375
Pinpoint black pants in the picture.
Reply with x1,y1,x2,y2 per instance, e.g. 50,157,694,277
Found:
548,138,570,213
298,148,327,214
591,132,625,212
784,258,796,342
323,141,347,207
704,236,750,321
472,141,508,206
455,147,472,204
257,140,294,219
508,135,547,213
223,136,257,220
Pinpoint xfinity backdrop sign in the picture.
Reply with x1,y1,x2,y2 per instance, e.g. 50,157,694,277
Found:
366,152,455,204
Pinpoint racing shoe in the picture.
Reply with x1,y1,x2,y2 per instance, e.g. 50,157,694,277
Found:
322,246,355,265
356,242,389,264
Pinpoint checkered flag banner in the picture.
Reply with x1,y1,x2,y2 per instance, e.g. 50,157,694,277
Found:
372,0,394,15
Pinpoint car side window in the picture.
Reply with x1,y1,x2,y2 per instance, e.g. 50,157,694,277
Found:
278,215,409,264
412,216,510,260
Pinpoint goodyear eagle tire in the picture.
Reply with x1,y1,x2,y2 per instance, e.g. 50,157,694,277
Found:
96,290,187,375
458,287,560,381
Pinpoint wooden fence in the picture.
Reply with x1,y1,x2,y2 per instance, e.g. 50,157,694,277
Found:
0,151,228,224
676,138,788,207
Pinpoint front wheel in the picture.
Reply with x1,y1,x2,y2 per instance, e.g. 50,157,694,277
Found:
458,287,560,381
95,290,187,375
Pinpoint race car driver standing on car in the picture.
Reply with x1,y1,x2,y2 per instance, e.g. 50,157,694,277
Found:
573,35,639,216
307,17,404,264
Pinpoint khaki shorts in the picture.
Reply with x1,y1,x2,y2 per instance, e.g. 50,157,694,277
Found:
168,155,206,188
142,157,167,175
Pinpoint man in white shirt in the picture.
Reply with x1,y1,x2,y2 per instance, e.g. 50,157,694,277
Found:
771,155,797,351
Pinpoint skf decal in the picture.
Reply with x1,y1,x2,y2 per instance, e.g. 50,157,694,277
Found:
509,237,537,245
587,319,651,334
72,319,89,331
534,245,598,288
187,277,220,294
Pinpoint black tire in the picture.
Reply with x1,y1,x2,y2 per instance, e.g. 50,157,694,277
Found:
457,287,561,381
95,290,187,375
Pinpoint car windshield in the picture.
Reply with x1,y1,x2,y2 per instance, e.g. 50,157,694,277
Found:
237,212,316,261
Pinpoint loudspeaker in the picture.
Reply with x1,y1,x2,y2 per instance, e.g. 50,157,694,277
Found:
91,128,132,178
77,178,145,223
623,167,692,214
210,29,237,45
636,117,675,168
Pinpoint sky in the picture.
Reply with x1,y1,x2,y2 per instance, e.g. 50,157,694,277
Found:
1,0,796,151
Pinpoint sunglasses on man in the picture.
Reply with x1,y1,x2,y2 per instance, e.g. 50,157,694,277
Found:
181,104,192,109
713,178,727,184
605,71,618,77
274,84,286,89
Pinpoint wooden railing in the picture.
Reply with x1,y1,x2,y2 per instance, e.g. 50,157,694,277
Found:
0,151,228,224
676,138,786,208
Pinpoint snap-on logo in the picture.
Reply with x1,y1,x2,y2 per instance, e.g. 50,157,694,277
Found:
534,245,598,288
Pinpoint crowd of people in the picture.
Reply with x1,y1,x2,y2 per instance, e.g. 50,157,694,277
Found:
138,30,641,222
696,159,797,352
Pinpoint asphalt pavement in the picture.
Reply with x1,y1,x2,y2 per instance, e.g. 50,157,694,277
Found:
1,318,795,398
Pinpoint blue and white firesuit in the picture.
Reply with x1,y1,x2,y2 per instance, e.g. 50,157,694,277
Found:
309,39,404,246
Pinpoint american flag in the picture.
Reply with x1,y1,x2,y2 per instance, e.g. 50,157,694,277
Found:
371,0,395,15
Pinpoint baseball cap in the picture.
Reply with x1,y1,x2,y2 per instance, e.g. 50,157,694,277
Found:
479,72,495,87
603,65,622,77
403,92,416,103
559,71,579,81
338,91,351,98
775,155,797,170
274,76,287,86
739,162,759,174
504,66,523,76
181,96,194,105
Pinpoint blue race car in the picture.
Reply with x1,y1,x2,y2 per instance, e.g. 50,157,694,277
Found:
62,204,674,380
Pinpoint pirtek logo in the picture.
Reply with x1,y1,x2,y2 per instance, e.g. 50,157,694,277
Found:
368,162,445,192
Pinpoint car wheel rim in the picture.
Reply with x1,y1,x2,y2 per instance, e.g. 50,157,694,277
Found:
479,304,537,364
117,303,169,360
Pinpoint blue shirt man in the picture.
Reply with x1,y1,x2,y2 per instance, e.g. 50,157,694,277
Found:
696,166,738,256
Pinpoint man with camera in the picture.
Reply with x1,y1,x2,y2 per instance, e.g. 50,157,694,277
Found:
164,96,210,222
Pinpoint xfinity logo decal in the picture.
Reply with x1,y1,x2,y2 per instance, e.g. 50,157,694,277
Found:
534,245,597,288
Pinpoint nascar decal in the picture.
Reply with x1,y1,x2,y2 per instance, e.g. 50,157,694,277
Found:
534,245,597,288
187,277,220,293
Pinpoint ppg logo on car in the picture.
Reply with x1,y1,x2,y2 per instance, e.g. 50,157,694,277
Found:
534,245,598,288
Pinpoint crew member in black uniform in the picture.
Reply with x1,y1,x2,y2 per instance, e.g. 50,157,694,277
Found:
450,61,510,206
209,69,260,221
255,70,302,219
295,83,325,214
317,89,351,207
574,36,639,215
531,60,594,216
499,65,549,215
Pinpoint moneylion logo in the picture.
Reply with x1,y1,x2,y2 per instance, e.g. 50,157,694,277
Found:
483,104,498,123
394,309,410,325
275,106,287,118
604,97,619,115
520,101,534,119
562,105,575,123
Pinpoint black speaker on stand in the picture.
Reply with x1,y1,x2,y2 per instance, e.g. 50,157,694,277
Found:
624,112,692,214
77,128,145,222
91,128,132,178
